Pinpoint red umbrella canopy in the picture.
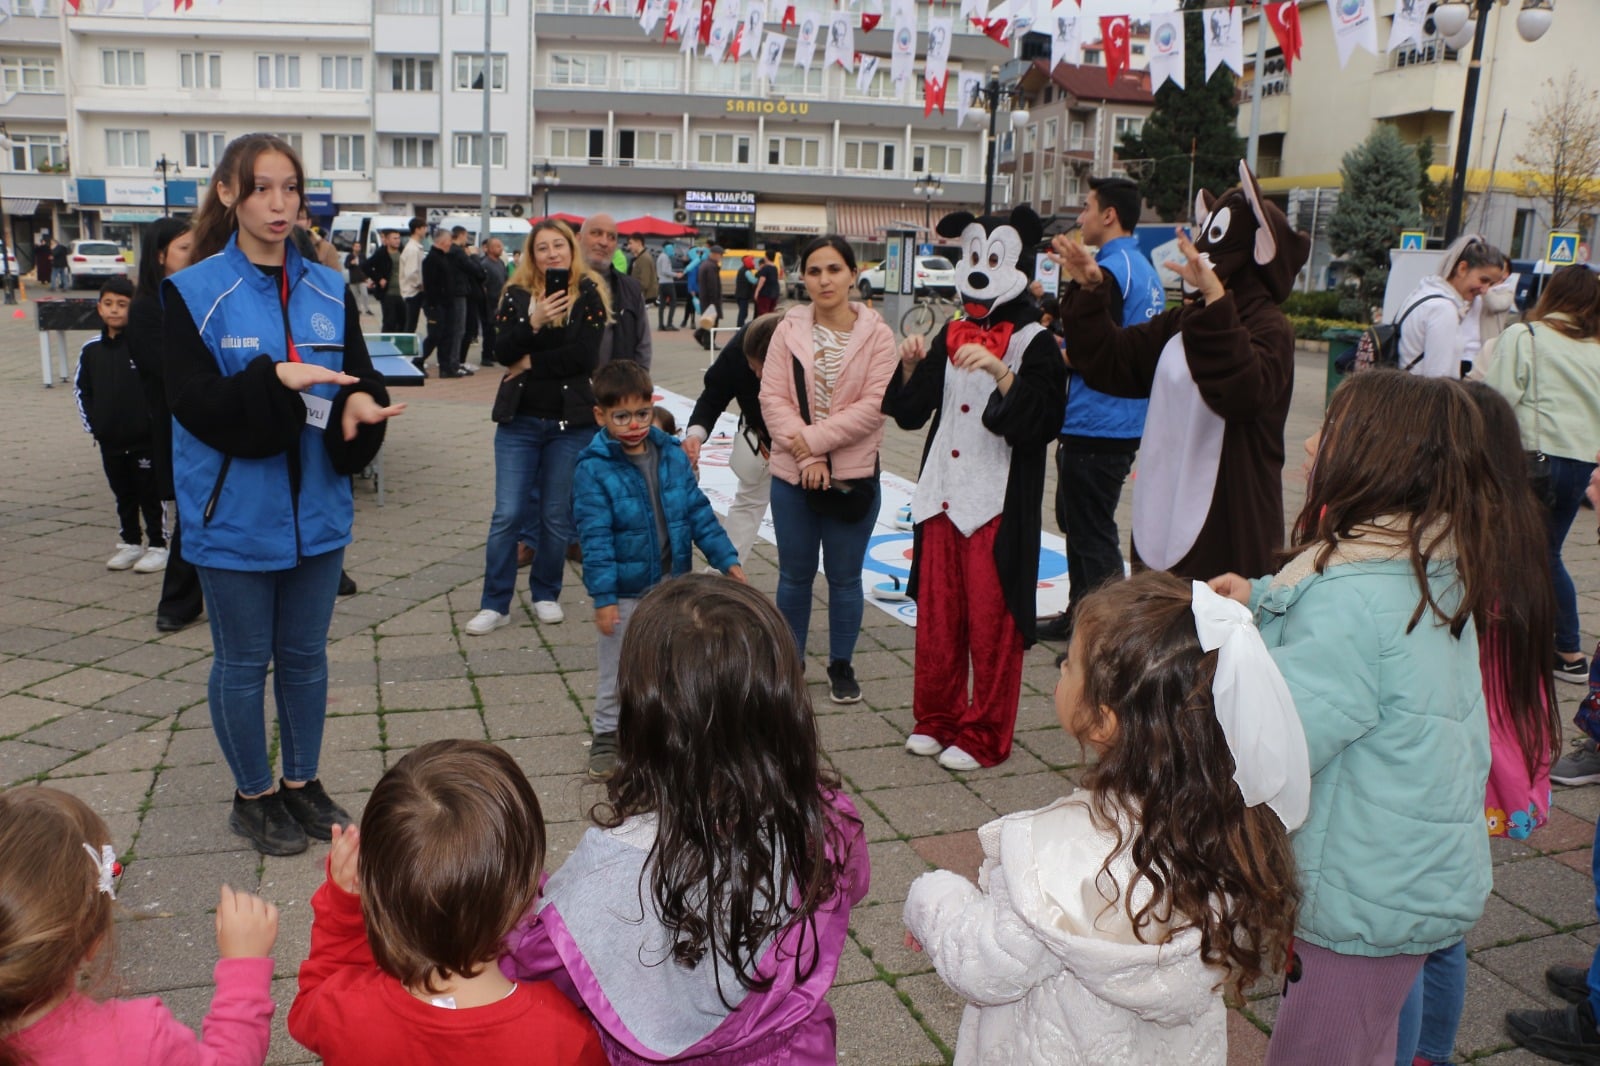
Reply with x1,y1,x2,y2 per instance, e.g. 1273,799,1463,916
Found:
616,214,698,238
531,212,587,228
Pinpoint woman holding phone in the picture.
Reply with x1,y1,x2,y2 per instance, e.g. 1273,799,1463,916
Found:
465,219,611,636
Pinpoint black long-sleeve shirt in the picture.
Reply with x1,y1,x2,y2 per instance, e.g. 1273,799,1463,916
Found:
688,324,769,446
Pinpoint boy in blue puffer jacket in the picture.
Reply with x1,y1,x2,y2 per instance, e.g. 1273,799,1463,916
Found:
573,360,744,781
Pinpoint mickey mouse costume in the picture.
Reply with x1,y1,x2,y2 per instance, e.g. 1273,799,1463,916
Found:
1058,160,1311,580
882,206,1067,769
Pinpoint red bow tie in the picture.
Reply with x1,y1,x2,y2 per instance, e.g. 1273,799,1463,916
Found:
946,318,1015,360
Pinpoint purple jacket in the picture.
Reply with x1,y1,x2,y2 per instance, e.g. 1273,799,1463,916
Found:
501,792,869,1065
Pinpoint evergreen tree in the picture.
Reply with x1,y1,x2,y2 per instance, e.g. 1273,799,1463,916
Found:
1327,124,1422,320
1117,0,1245,222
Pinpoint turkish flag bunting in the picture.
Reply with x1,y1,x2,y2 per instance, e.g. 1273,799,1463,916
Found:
1100,15,1130,86
860,10,879,32
64,0,80,9
980,17,1009,44
781,3,795,29
1264,2,1303,72
665,0,681,38
925,76,947,116
699,0,716,45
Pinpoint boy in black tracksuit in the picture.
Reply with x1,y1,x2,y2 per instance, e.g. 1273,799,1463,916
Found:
74,276,167,572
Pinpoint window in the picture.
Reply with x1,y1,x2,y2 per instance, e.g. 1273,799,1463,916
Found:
1020,175,1033,205
844,65,898,100
100,49,145,87
619,55,679,92
615,129,674,165
8,133,66,172
692,62,755,93
550,127,605,162
182,131,227,168
548,53,606,87
1023,126,1037,154
696,132,751,165
452,133,507,167
388,137,437,167
320,55,364,91
770,62,823,96
105,129,151,168
842,140,896,173
178,51,221,89
452,0,508,12
911,144,964,177
1068,119,1085,150
1510,208,1537,260
0,55,60,94
321,134,366,172
389,58,436,92
378,0,439,11
1113,115,1144,142
1043,118,1057,152
1063,170,1081,202
257,54,302,89
454,54,509,91
272,133,305,155
767,136,820,169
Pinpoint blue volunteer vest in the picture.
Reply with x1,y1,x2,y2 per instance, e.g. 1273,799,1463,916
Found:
1062,235,1164,439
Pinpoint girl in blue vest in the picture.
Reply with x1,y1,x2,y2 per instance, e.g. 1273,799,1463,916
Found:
163,134,404,857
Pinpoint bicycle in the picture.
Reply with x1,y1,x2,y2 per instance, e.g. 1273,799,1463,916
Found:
900,291,963,337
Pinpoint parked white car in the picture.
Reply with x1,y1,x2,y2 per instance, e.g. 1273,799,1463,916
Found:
66,240,130,289
856,256,957,298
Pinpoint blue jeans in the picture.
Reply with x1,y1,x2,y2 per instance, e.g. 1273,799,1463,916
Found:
1546,454,1596,654
481,416,594,611
196,548,344,797
1394,939,1467,1064
1587,814,1600,1021
769,476,879,663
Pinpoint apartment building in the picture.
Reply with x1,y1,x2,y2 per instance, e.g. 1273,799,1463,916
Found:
1,0,71,264
1235,0,1598,264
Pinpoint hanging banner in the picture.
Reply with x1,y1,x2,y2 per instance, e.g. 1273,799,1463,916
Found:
924,16,953,116
641,0,669,36
1265,2,1303,72
1149,10,1184,91
1328,0,1377,68
679,4,703,52
757,30,786,84
740,0,766,60
860,4,880,32
889,0,913,23
890,16,916,90
1100,14,1131,85
699,0,716,45
957,69,986,127
781,2,795,28
708,10,738,62
794,7,822,69
855,53,881,93
1203,5,1243,80
959,0,983,26
1051,9,1081,71
1386,0,1428,52
1010,0,1037,41
825,11,856,71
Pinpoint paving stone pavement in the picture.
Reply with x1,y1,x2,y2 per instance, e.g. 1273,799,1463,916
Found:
4,303,1600,1065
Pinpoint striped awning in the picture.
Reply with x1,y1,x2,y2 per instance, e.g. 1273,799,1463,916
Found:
2,198,41,216
832,201,929,242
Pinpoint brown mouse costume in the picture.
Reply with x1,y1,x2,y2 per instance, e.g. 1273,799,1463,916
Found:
1057,160,1311,580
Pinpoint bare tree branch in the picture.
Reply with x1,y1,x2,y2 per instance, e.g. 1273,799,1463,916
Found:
1515,71,1600,233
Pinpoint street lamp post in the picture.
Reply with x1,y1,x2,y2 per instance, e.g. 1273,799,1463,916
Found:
532,162,560,219
980,66,1030,216
0,123,14,304
154,154,181,218
913,172,943,235
1434,0,1554,243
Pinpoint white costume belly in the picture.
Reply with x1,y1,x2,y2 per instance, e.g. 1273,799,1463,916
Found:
1130,332,1225,570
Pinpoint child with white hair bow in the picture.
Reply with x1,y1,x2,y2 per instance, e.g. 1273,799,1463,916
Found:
902,571,1308,1066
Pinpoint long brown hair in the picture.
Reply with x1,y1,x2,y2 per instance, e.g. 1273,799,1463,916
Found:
1296,371,1497,637
0,789,117,1066
1528,263,1600,341
1070,572,1299,1000
597,575,852,1004
1461,382,1562,776
506,219,611,321
188,133,306,261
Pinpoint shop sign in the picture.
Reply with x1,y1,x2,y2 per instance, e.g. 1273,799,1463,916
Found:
723,97,810,115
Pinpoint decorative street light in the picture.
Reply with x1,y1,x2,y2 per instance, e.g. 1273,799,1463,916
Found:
154,154,181,218
0,123,14,304
532,162,560,219
912,172,943,234
1433,0,1555,242
980,65,1030,216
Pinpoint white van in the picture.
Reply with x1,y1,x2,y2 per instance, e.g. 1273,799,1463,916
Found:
438,215,534,254
329,213,417,256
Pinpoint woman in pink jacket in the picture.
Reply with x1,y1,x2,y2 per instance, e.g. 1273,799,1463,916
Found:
759,236,898,705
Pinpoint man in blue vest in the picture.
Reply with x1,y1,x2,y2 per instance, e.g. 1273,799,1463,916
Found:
1037,176,1164,642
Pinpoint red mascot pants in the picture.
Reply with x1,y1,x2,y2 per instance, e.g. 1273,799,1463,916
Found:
912,513,1025,766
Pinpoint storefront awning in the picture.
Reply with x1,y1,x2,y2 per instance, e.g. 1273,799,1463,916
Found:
103,211,164,223
832,202,928,242
754,203,827,237
2,199,41,216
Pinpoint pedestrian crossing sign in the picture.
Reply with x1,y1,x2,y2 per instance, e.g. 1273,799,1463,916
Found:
1548,231,1582,266
1400,230,1426,251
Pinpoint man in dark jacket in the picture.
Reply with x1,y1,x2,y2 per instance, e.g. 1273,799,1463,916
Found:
446,226,487,367
419,229,468,377
627,234,658,306
473,236,508,369
578,214,653,370
694,245,724,349
365,229,406,332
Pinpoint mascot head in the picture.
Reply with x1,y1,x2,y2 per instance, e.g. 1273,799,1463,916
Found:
936,205,1043,321
1191,160,1311,304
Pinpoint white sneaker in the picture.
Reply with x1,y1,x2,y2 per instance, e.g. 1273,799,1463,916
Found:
533,600,565,625
905,733,943,757
133,546,169,573
107,543,144,570
464,609,510,636
937,745,982,772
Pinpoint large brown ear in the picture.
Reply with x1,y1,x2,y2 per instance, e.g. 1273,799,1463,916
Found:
1194,189,1215,229
1239,159,1277,265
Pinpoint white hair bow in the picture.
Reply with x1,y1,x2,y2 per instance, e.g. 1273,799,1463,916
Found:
1190,582,1311,832
82,842,119,899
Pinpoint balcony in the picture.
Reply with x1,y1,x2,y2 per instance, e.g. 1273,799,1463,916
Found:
375,93,442,134
1372,37,1464,121
0,90,69,122
71,87,372,122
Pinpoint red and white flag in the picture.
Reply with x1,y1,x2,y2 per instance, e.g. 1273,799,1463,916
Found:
1266,2,1303,71
1100,14,1130,86
924,15,952,116
824,11,855,71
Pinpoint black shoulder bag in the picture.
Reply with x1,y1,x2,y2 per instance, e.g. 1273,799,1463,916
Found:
791,355,878,523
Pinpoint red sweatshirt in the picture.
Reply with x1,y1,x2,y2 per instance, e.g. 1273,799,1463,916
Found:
288,880,607,1066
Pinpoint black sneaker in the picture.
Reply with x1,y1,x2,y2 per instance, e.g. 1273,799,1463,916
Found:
1557,656,1590,684
1035,612,1074,643
229,791,309,856
338,571,357,597
587,731,619,782
1508,1000,1600,1063
410,355,427,376
1550,964,1593,1005
156,613,201,633
278,779,352,841
827,660,862,704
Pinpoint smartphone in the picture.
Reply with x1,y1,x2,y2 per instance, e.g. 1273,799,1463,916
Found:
544,268,570,295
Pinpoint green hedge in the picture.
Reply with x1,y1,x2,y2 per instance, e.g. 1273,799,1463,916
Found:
1281,291,1346,319
1287,315,1368,341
